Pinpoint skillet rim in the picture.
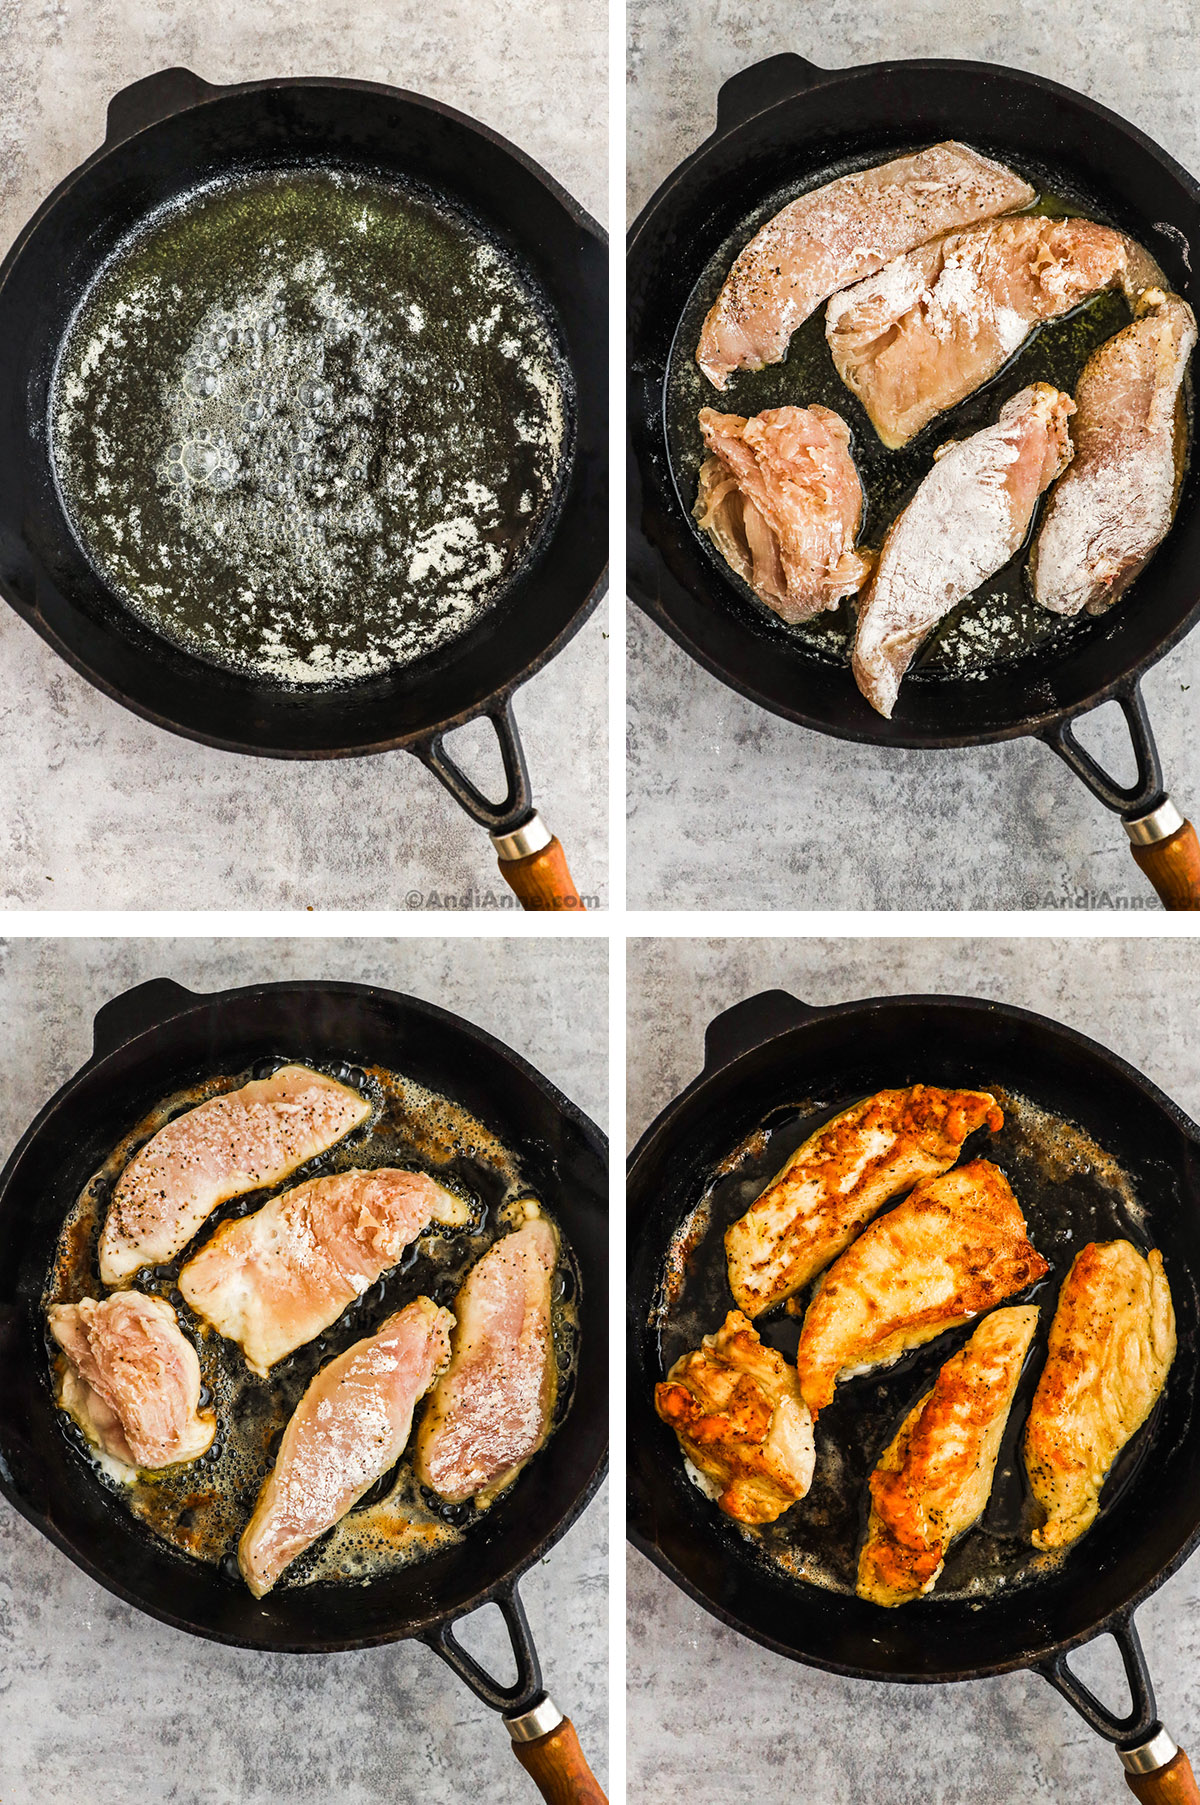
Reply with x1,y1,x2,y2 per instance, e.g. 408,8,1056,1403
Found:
626,987,1200,1683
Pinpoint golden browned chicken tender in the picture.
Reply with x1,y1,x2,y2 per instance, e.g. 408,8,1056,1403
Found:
857,1304,1039,1606
826,215,1161,448
693,404,874,623
1024,1240,1175,1551
696,142,1034,388
725,1085,1003,1319
793,1158,1048,1417
654,1310,815,1525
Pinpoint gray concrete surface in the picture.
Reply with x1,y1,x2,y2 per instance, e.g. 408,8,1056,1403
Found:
627,936,1200,1805
0,936,608,1805
0,0,608,911
627,0,1200,911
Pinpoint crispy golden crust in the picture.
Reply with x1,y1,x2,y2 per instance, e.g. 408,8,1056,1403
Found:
857,1304,1039,1606
725,1085,1003,1319
1024,1240,1175,1550
794,1158,1047,1417
654,1310,814,1525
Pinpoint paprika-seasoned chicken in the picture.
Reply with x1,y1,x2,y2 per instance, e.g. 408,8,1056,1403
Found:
827,216,1160,448
725,1084,1003,1318
1024,1240,1175,1551
852,383,1075,718
694,405,874,623
99,1064,371,1285
414,1217,559,1505
654,1310,815,1525
857,1304,1039,1606
239,1295,453,1597
48,1291,215,1474
179,1167,471,1375
697,142,1034,388
1032,289,1196,616
793,1158,1048,1417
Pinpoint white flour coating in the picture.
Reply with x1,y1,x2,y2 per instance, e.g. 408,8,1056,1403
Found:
51,170,569,686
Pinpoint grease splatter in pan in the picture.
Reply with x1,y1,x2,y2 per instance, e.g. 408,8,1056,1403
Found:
51,166,572,686
44,1056,580,1589
654,1086,1165,1607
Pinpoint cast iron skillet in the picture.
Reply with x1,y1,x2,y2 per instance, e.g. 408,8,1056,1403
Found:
628,53,1200,908
628,988,1200,1802
0,978,608,1803
0,68,608,909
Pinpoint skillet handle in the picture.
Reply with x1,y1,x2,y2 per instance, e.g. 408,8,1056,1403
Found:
105,68,220,146
1035,1609,1158,1746
91,978,199,1058
715,53,829,132
1123,1732,1200,1804
411,694,534,836
511,1716,607,1804
494,816,586,912
1127,805,1200,911
703,989,822,1075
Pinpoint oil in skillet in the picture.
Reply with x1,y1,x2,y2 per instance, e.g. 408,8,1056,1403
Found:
44,1056,581,1589
51,166,571,688
656,1086,1162,1604
664,154,1169,684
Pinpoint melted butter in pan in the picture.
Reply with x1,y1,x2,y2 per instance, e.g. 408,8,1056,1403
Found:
45,1056,580,1589
655,1085,1160,1605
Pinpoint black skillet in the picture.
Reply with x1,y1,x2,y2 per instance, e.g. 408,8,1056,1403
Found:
0,978,608,1803
628,988,1200,1802
628,53,1200,909
0,69,608,910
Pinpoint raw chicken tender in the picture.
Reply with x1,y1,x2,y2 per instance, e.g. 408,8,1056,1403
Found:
793,1158,1048,1417
725,1084,1003,1317
179,1167,471,1375
857,1305,1039,1606
827,216,1160,448
852,383,1075,718
655,1309,815,1525
694,405,874,623
697,142,1034,388
48,1291,215,1473
238,1296,452,1596
1024,1240,1175,1551
99,1064,371,1285
1032,289,1196,615
414,1217,559,1505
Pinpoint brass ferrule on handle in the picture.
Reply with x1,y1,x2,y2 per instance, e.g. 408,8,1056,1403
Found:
1122,1728,1180,1774
1125,800,1186,846
506,1695,566,1743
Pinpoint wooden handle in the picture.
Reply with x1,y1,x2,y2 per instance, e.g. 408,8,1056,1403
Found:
511,1717,607,1804
1126,1748,1200,1803
1131,820,1200,909
497,838,585,912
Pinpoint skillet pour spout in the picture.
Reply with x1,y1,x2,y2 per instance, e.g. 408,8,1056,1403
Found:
627,51,1200,907
0,67,607,910
628,987,1200,1797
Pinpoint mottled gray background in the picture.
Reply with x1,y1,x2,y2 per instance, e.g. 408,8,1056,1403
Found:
0,0,608,911
627,0,1200,910
0,936,608,1804
627,936,1200,1804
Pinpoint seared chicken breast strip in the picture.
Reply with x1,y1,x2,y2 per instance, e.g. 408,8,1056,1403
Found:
1024,1240,1175,1551
725,1085,1003,1317
1032,288,1196,616
179,1168,471,1375
239,1296,453,1597
852,383,1075,718
414,1217,558,1505
794,1158,1048,1417
694,405,874,623
827,216,1160,448
48,1292,215,1473
99,1064,370,1285
857,1305,1039,1606
655,1310,815,1525
697,142,1034,388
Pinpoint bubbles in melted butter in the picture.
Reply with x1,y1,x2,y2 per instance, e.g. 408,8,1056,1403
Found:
43,1052,580,1591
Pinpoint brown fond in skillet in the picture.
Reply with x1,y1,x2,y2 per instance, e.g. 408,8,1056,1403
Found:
44,1056,580,1589
654,1085,1161,1606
